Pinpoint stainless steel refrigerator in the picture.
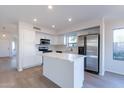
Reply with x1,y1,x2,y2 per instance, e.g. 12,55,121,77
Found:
78,34,100,74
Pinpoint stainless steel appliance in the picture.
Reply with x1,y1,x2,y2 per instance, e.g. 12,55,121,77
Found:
39,47,52,53
40,39,50,45
78,47,85,55
78,34,100,74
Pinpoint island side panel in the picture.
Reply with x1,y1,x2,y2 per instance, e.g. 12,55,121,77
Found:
43,56,74,88
73,57,84,88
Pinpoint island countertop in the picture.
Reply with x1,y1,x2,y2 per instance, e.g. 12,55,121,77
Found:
43,52,85,62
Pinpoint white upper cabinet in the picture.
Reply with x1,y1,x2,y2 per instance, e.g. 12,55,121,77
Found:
35,32,54,44
51,35,66,45
35,31,66,45
35,32,51,44
35,29,67,45
35,32,41,44
57,35,65,45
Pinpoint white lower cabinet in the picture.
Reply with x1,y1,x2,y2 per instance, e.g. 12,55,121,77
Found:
36,51,43,65
35,55,42,65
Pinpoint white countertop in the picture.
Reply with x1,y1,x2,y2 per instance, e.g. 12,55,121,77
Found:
43,52,85,62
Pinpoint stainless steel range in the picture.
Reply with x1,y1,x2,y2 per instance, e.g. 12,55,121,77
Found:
38,47,52,53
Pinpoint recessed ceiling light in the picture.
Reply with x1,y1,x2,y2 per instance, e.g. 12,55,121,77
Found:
2,34,6,37
52,25,55,28
48,5,53,10
68,18,72,22
33,18,37,22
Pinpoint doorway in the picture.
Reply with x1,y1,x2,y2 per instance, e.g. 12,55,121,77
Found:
0,39,10,57
0,34,17,71
11,41,16,56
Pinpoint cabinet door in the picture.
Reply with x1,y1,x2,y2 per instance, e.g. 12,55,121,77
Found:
47,34,53,44
23,30,38,68
57,35,64,45
35,32,41,44
49,35,54,45
51,35,65,45
53,36,58,45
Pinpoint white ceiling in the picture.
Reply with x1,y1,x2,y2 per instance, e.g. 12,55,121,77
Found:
0,5,124,31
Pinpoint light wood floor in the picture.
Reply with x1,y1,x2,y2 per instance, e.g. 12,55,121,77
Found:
0,57,124,88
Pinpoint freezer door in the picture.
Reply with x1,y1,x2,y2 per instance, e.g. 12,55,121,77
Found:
85,34,99,73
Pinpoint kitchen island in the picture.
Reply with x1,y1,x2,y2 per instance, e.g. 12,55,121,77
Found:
42,52,85,88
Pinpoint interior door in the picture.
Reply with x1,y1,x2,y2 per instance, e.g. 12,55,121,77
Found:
85,34,100,74
0,39,10,57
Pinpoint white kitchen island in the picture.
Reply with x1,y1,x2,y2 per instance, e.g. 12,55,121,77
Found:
42,52,85,88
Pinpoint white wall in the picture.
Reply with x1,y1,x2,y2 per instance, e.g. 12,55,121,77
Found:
0,24,17,57
0,34,10,57
105,19,124,75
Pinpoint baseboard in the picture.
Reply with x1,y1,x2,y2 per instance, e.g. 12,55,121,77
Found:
106,69,124,75
23,63,42,69
0,56,11,58
99,72,105,76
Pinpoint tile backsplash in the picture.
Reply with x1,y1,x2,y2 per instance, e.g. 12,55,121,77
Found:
49,45,78,54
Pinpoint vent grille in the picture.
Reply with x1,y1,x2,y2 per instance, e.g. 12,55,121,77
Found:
33,26,41,30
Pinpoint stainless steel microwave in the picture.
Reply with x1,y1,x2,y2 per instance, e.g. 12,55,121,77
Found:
40,39,50,45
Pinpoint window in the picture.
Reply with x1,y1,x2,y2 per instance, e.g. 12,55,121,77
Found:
66,33,77,47
113,28,124,61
